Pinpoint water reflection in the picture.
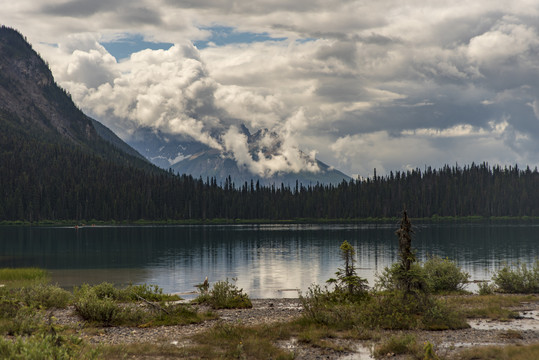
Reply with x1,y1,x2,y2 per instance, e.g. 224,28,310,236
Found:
0,222,538,298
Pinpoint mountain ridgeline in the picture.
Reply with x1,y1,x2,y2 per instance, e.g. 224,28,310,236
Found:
1,26,539,222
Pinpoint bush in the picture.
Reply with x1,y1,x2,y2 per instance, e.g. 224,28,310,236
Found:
142,304,215,327
376,257,469,294
0,333,97,360
74,282,208,326
492,261,539,293
125,283,180,302
299,284,364,328
74,291,122,326
477,281,496,295
195,278,252,309
0,305,44,336
300,287,468,331
375,262,428,294
423,256,469,293
74,282,179,303
19,283,72,309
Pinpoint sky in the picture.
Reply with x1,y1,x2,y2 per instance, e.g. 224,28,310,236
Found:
2,1,539,178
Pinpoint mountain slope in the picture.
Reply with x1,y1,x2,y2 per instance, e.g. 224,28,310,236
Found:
127,127,209,169
0,26,185,221
0,26,148,168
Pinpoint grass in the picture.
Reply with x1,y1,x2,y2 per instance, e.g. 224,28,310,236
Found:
456,343,539,360
190,322,294,359
99,342,189,359
73,283,213,327
0,333,99,360
373,334,423,359
445,294,535,321
3,263,539,359
0,268,49,288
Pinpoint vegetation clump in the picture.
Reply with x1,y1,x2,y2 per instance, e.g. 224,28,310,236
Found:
0,333,97,360
326,240,368,300
492,261,539,293
0,268,49,288
373,334,424,359
73,282,211,327
423,255,470,293
301,210,469,332
195,278,252,309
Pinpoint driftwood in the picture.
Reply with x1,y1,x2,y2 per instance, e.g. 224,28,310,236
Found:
133,293,170,315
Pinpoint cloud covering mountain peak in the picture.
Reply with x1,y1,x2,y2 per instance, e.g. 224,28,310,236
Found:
5,0,539,176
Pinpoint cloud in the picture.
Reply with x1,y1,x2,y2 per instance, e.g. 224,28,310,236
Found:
222,125,319,177
4,0,539,177
330,117,529,176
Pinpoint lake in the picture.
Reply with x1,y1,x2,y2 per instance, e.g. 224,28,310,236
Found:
0,222,538,298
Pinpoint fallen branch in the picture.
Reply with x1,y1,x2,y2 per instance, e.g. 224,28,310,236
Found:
133,293,170,315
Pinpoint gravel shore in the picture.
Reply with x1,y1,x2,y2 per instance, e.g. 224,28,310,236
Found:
50,298,539,359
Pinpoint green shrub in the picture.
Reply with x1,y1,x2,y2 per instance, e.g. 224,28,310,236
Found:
0,333,97,360
477,281,496,295
0,298,21,319
124,283,180,302
299,284,363,328
142,304,216,327
375,262,428,294
0,306,43,336
75,282,179,303
492,261,539,293
19,284,72,309
423,256,469,293
301,287,468,331
376,257,469,294
74,291,121,326
195,278,252,309
87,282,119,300
421,298,469,330
359,291,427,330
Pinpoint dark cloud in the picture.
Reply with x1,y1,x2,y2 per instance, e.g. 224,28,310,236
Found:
42,0,122,17
41,0,162,25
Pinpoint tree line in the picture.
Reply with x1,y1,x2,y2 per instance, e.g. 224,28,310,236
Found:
2,121,538,221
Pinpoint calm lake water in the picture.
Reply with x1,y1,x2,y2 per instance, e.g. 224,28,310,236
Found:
0,222,538,298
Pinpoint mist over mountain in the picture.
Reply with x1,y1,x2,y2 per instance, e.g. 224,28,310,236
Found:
168,125,351,186
127,124,350,185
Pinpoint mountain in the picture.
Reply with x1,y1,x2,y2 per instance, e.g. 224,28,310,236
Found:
0,26,188,221
0,26,147,167
127,125,351,186
127,127,209,169
170,127,351,186
172,149,350,187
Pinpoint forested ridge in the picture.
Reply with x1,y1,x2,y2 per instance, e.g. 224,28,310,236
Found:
2,119,538,222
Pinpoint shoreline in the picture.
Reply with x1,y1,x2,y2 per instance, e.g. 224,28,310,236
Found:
2,215,539,227
46,296,539,359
